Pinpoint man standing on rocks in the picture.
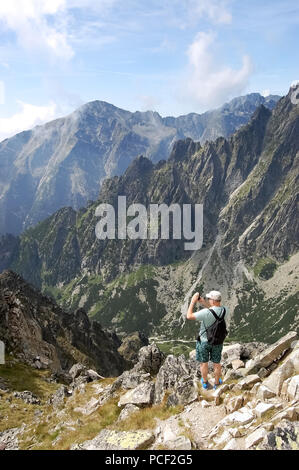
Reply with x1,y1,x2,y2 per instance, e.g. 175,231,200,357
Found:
187,291,227,390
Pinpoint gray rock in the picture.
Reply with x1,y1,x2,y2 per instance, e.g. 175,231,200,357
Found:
245,428,267,449
224,369,245,381
154,416,193,450
69,365,103,389
224,395,244,414
118,332,149,365
136,343,166,375
240,342,268,360
73,397,100,416
245,331,298,375
236,374,261,390
223,438,240,450
222,343,242,363
0,424,26,450
254,402,275,418
273,406,298,423
256,385,276,401
110,370,151,393
231,359,245,370
13,391,41,405
263,348,299,396
154,355,200,405
259,420,299,450
48,385,70,408
118,382,155,408
287,375,299,401
167,375,198,407
73,429,155,450
117,404,140,422
69,363,87,380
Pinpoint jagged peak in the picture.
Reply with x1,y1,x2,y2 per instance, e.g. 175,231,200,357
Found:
169,137,201,162
123,155,154,179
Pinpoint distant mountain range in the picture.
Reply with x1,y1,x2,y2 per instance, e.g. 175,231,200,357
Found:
0,93,280,235
1,86,298,343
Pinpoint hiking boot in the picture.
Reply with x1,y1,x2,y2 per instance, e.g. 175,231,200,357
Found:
213,378,223,390
201,378,209,389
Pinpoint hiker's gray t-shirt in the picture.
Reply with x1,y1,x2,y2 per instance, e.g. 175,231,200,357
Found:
194,306,228,342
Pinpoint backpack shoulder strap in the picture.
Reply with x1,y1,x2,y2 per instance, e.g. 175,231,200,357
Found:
208,308,220,321
209,307,226,320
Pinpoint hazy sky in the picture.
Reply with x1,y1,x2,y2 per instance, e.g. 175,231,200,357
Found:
0,0,298,141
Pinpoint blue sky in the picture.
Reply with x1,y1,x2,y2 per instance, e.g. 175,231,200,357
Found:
0,0,298,141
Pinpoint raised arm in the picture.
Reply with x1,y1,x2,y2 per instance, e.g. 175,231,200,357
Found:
186,293,207,320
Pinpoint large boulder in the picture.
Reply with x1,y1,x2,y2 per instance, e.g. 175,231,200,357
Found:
118,382,155,408
154,355,200,405
135,343,166,375
154,417,192,450
262,346,299,395
235,374,261,391
245,331,297,375
240,342,268,360
166,375,198,407
110,370,151,393
0,424,26,451
222,343,242,363
258,420,299,450
287,375,299,401
118,332,149,365
73,429,155,450
111,343,165,394
69,363,102,389
117,404,140,422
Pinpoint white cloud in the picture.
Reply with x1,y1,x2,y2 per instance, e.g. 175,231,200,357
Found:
0,0,119,61
0,0,74,60
167,0,232,28
261,89,270,97
0,100,58,142
187,0,232,24
138,94,161,112
182,31,253,110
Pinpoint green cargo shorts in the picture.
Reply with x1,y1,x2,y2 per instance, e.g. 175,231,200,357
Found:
196,340,223,364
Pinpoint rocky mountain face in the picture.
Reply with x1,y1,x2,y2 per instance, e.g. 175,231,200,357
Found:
0,93,280,235
0,269,130,377
0,332,298,450
0,86,297,343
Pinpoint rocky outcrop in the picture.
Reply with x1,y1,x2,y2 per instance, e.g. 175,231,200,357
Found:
72,429,155,451
118,382,155,408
154,355,200,405
0,331,298,451
258,420,299,450
118,332,149,365
0,270,128,376
244,331,298,375
111,343,165,393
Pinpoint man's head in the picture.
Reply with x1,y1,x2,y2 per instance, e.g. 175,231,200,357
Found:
206,290,221,306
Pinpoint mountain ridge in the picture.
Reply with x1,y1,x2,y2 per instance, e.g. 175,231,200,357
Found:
0,92,280,235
